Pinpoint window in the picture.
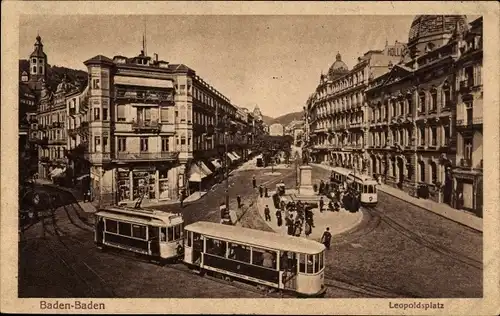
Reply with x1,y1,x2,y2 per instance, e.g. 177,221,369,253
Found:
132,224,146,239
140,137,148,152
94,136,100,152
39,66,43,74
161,137,169,152
137,108,151,122
161,107,169,122
430,162,437,184
399,101,405,116
117,104,126,121
251,248,276,269
464,137,473,161
118,222,132,236
32,66,37,73
418,92,425,113
419,127,425,146
105,219,118,233
205,238,227,257
419,161,426,182
94,108,100,120
430,89,437,111
465,101,473,125
160,227,167,242
92,78,100,89
314,253,320,273
186,231,192,247
174,224,182,240
442,86,451,109
32,58,36,63
430,126,437,146
118,137,126,152
103,136,108,150
299,253,306,273
103,108,108,121
227,243,251,263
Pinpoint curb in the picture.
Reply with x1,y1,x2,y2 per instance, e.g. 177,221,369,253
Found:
378,188,482,233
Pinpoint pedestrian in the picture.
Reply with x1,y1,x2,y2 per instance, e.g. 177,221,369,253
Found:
294,218,302,237
328,200,334,212
264,186,269,197
319,180,325,195
319,197,324,213
237,194,242,209
180,190,185,208
264,205,271,222
276,209,283,227
259,185,264,198
321,227,332,250
286,214,294,236
252,176,256,189
305,221,312,238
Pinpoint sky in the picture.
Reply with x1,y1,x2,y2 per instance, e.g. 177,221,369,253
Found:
20,15,426,118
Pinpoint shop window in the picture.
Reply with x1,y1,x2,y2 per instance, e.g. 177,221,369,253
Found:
132,224,146,239
105,219,118,233
118,222,132,237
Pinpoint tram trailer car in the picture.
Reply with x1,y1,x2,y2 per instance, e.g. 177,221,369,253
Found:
183,221,327,297
94,207,184,263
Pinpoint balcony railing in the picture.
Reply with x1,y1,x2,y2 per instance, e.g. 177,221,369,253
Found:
132,119,161,132
114,151,180,161
49,138,67,145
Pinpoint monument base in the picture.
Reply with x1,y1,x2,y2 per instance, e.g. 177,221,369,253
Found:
297,185,315,196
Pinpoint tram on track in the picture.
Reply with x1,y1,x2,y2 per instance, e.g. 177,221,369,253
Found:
183,221,327,297
329,167,378,206
94,206,184,262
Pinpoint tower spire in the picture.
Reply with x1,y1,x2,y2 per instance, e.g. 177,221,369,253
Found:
142,19,147,57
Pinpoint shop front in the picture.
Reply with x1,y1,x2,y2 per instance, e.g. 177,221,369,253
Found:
452,169,483,217
187,162,212,196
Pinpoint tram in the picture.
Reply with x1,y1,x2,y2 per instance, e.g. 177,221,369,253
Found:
94,206,184,263
183,221,327,297
329,167,378,206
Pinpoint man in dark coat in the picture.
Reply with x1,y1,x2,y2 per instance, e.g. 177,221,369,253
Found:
321,227,332,250
319,197,324,213
237,194,242,208
252,176,257,189
319,180,325,196
264,205,271,221
259,185,264,198
286,214,294,235
276,209,283,227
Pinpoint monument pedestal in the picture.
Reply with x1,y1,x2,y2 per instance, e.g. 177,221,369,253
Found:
297,165,315,196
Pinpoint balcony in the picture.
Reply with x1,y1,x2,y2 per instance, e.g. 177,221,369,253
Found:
84,152,111,161
132,119,161,132
114,151,180,162
49,138,67,145
116,88,175,106
459,79,473,92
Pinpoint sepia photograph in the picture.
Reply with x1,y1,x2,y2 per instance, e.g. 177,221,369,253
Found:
2,1,499,315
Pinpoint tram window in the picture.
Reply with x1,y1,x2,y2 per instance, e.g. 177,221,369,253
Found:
252,248,276,270
132,224,146,239
299,253,305,273
173,225,181,240
368,185,374,193
192,233,203,250
160,227,167,242
149,226,159,240
280,251,297,271
118,222,132,237
314,254,320,273
228,243,251,263
186,231,192,247
168,226,174,241
105,219,118,233
319,252,324,270
205,238,227,257
306,255,314,274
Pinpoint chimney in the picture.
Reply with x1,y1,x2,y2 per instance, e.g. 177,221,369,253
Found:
154,53,158,62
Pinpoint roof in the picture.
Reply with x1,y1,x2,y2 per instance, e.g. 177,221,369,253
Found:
96,206,184,226
331,167,353,176
84,55,115,65
184,221,325,254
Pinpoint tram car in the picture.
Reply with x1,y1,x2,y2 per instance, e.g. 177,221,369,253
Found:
94,206,184,263
183,221,327,297
329,167,378,206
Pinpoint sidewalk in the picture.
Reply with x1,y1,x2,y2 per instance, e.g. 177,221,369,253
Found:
35,179,97,214
256,189,364,241
311,163,483,232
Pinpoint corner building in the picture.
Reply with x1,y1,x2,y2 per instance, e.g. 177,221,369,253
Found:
364,15,482,214
83,51,250,206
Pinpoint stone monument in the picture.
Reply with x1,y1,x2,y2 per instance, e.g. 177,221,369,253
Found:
297,165,315,196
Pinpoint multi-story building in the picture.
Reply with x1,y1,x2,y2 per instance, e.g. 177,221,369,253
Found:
307,42,405,169
452,17,483,214
79,48,252,206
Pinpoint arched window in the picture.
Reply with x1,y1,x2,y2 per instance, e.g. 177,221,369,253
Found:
418,92,426,113
391,157,396,177
419,161,426,183
399,100,405,116
430,161,437,184
419,127,425,146
399,130,404,146
442,83,451,109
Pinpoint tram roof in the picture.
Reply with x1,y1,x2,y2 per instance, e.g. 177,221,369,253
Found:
185,221,325,254
331,167,352,176
96,206,183,226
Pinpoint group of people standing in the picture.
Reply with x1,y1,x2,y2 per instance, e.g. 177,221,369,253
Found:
316,179,361,213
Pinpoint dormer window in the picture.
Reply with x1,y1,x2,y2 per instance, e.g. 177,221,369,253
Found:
32,58,37,63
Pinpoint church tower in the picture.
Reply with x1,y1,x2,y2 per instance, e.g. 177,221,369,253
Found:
29,34,48,91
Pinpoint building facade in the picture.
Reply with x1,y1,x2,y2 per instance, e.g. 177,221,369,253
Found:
305,15,482,216
269,123,284,136
308,43,405,170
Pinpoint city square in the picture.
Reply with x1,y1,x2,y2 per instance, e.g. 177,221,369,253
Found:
16,13,485,301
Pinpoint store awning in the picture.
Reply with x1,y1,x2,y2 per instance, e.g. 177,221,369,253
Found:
199,161,213,176
210,160,222,169
114,75,174,89
188,164,206,182
232,152,241,160
227,152,238,162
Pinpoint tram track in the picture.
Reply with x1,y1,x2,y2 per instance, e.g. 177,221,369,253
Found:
364,206,482,270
